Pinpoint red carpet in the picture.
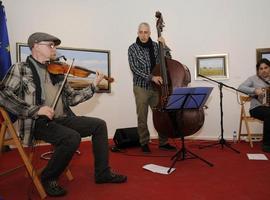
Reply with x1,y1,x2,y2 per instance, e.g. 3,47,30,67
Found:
1,139,270,200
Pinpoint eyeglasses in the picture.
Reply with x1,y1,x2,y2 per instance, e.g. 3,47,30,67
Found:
38,42,56,49
138,31,149,34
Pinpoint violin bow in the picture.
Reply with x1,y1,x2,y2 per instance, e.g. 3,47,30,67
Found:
51,58,74,110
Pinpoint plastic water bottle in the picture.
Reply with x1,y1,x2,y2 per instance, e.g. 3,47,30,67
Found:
233,131,237,143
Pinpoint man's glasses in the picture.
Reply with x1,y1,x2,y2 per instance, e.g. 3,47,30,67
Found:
138,31,149,34
38,42,56,49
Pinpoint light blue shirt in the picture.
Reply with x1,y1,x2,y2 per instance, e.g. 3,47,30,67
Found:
238,75,270,110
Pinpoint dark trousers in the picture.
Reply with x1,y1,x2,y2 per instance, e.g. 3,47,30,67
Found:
250,106,270,145
34,116,109,182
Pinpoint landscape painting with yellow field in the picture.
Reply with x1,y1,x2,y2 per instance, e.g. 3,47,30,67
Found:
195,54,228,80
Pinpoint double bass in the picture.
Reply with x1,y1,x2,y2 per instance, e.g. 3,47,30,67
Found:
152,11,205,138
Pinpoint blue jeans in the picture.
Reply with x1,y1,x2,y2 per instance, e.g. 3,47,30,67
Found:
34,116,109,181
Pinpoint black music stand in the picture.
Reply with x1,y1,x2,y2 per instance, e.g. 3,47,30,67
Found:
166,87,214,173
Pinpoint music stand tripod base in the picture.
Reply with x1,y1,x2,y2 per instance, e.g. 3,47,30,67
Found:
165,87,215,173
168,137,214,173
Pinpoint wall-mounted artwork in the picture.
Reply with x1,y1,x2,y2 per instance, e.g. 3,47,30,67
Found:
195,54,229,80
16,43,112,93
256,48,270,62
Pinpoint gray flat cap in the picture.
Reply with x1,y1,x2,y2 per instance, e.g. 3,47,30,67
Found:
28,32,61,48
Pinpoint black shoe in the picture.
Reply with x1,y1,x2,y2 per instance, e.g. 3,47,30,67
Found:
42,180,67,197
262,144,270,153
159,143,177,151
2,145,11,153
95,171,127,184
141,144,151,153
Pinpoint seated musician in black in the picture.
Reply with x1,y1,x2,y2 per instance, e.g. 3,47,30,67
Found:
238,58,270,152
0,32,127,197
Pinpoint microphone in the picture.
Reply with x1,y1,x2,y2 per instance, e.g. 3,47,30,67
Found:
55,55,67,61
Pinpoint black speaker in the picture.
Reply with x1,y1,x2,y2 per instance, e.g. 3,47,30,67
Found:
113,127,140,148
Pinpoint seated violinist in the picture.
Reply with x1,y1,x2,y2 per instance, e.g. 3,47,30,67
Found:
0,32,127,197
238,58,270,153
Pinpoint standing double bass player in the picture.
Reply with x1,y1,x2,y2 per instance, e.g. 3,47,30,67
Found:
128,22,177,153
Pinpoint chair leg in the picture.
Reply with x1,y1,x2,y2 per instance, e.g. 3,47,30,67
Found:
0,122,7,155
243,119,253,148
6,121,47,199
0,108,47,199
65,168,74,181
238,117,243,142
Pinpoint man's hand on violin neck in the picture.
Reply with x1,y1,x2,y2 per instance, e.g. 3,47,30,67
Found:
94,71,104,87
37,106,55,120
152,76,163,85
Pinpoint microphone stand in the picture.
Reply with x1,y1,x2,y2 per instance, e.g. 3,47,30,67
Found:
198,74,246,153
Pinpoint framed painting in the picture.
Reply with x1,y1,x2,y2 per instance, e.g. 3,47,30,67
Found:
16,43,112,93
195,54,229,80
256,48,270,62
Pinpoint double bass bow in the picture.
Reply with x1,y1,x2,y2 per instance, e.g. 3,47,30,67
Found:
152,11,205,138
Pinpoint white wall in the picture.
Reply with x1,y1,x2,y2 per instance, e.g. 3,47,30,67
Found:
2,0,269,139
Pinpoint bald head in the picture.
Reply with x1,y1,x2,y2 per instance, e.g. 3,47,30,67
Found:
138,22,150,31
137,22,151,43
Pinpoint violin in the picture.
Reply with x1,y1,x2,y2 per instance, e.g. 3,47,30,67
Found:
47,61,114,83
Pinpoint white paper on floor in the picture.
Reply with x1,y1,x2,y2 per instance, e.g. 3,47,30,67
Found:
143,164,175,174
247,153,268,160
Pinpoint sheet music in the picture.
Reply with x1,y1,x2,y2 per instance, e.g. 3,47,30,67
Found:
247,153,268,160
166,87,213,110
142,164,175,174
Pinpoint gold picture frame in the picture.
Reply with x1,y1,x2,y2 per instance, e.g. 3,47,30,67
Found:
195,54,229,80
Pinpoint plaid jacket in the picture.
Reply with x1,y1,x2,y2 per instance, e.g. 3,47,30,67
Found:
0,60,96,144
128,41,171,90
